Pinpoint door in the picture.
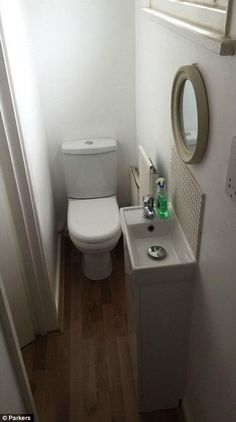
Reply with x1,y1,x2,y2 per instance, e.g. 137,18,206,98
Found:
0,273,38,418
0,115,35,346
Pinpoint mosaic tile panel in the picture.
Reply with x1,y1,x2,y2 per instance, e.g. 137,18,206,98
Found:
169,148,205,258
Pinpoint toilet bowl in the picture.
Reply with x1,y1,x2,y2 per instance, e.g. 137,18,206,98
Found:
68,196,121,280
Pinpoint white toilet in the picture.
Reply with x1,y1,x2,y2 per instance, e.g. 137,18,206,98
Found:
62,138,121,280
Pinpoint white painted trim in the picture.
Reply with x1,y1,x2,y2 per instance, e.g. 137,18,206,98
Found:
0,275,38,419
55,234,61,313
151,0,227,34
182,397,196,422
141,7,236,55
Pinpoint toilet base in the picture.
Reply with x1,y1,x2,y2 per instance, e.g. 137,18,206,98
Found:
82,251,112,280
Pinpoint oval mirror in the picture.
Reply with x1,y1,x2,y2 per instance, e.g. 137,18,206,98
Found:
171,65,209,164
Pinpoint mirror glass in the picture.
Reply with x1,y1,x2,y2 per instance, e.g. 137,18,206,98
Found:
180,80,198,151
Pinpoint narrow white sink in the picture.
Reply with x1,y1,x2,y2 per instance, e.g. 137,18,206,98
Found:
120,205,196,283
120,205,197,412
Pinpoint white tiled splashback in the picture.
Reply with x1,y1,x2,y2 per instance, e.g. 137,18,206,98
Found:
169,148,205,258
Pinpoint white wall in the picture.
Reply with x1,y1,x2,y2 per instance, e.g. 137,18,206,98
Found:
0,0,59,300
24,0,136,225
136,4,236,422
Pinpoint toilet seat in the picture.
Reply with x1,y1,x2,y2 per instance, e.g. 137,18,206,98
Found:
68,195,121,250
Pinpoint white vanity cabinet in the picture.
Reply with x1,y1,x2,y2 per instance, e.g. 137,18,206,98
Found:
123,234,195,412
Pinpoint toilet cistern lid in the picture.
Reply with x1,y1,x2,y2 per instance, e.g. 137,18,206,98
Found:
62,138,117,155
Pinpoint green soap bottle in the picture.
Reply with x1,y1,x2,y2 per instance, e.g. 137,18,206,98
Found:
155,177,169,219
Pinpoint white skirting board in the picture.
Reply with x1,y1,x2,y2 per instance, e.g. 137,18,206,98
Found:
54,233,61,313
182,397,196,422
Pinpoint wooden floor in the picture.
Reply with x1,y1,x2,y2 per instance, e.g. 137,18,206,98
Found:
22,237,185,422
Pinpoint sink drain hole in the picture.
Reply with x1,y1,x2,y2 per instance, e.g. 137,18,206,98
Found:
148,245,167,260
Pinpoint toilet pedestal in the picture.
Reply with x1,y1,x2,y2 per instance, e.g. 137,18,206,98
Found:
82,251,112,280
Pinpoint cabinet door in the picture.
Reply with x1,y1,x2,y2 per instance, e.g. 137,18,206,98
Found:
139,281,193,411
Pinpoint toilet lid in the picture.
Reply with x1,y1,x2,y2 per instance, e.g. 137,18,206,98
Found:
68,196,121,244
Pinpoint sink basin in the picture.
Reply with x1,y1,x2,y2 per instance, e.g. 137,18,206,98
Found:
120,205,196,284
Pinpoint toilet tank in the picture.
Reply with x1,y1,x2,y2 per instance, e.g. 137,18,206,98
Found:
62,138,117,199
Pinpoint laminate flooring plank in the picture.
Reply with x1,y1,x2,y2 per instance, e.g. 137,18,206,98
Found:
94,339,109,392
56,331,71,422
82,277,104,339
63,263,72,330
176,407,186,422
64,235,72,265
153,409,181,422
94,339,112,421
117,336,141,422
32,336,47,371
105,338,126,422
103,303,126,339
70,243,81,265
140,412,158,422
70,263,83,337
29,370,46,420
42,329,70,422
110,247,127,318
83,338,99,421
101,279,112,305
96,391,113,422
70,333,85,421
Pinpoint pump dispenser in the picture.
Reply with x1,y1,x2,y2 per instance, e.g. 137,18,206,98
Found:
155,177,169,219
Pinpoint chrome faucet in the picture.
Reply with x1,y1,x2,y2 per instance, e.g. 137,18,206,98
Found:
143,194,155,219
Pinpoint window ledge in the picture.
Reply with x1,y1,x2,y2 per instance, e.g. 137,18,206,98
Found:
141,7,236,56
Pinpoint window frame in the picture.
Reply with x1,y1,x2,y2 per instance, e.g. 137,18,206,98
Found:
172,0,227,8
140,0,235,56
150,0,228,34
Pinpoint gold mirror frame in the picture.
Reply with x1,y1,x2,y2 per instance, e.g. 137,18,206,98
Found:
171,64,209,164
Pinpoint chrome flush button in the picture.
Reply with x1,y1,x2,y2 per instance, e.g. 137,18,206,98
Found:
147,245,167,260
